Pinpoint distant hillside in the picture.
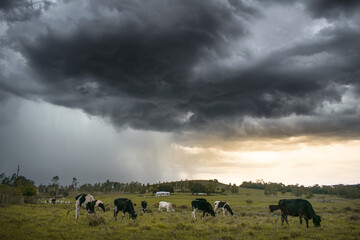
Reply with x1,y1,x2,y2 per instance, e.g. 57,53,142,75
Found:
149,179,239,194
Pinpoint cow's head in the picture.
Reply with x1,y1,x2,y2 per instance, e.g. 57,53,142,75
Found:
86,201,96,214
313,215,321,227
132,211,138,220
98,202,105,212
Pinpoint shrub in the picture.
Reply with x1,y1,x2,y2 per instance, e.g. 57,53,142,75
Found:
306,192,314,199
0,185,22,205
19,184,37,196
245,199,253,204
140,225,151,231
348,215,360,221
87,214,105,226
23,196,37,204
344,206,352,211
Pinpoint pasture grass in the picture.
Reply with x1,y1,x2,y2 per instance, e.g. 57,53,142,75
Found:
1,189,360,239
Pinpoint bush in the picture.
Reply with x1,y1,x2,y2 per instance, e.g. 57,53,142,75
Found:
245,199,253,204
87,214,105,226
19,184,37,196
348,214,360,221
0,184,22,205
23,196,37,204
306,192,314,199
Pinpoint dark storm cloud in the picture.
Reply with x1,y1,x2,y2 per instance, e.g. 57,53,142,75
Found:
0,0,51,22
1,0,360,138
305,0,360,19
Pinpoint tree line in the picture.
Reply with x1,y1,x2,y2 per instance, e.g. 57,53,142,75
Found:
0,173,37,204
37,178,238,196
2,172,359,202
240,179,360,199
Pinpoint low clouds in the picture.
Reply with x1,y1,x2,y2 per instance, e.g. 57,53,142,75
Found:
1,0,360,139
305,0,360,19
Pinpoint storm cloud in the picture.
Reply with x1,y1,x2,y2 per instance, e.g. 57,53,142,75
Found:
1,0,360,139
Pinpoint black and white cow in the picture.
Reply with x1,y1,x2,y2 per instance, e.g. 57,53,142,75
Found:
214,201,234,216
191,199,215,218
195,198,207,202
141,200,147,213
75,193,96,219
94,200,106,212
114,198,137,220
50,197,56,204
278,199,321,228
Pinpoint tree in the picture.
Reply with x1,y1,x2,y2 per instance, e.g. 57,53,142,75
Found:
158,184,174,193
264,183,278,195
231,184,239,193
72,177,78,189
190,183,205,194
51,176,59,186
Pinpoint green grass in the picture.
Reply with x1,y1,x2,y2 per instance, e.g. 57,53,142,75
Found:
1,189,360,239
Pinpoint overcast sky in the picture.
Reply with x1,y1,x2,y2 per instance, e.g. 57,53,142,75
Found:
1,0,359,186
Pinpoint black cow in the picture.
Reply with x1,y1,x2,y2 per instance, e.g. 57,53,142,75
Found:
269,204,281,213
141,201,147,213
75,193,96,219
191,199,215,218
114,198,137,220
278,199,321,228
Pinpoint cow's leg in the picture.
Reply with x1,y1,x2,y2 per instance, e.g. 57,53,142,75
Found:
192,208,196,219
75,201,79,219
122,211,125,220
222,208,226,215
299,216,303,224
281,212,289,226
285,215,289,225
114,206,118,221
280,212,285,226
201,211,206,219
305,218,309,228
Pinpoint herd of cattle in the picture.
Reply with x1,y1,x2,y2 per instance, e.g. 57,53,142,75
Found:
72,193,321,228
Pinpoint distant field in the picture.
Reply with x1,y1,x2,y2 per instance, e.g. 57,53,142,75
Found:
1,188,360,240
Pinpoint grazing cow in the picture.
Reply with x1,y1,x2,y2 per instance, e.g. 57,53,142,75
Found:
50,197,56,204
114,198,137,220
75,193,96,219
94,200,105,212
141,201,147,213
191,199,215,218
214,201,234,216
269,204,281,213
195,198,207,202
278,199,321,228
158,201,175,212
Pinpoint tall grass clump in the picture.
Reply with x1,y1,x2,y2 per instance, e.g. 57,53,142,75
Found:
87,214,105,226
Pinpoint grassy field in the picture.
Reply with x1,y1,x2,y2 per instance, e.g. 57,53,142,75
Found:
1,188,360,240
